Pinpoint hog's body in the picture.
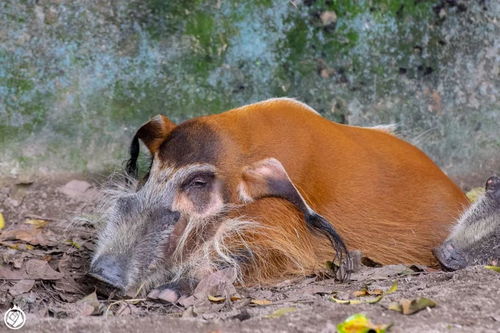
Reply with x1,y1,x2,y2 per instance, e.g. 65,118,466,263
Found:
90,98,469,296
434,176,500,270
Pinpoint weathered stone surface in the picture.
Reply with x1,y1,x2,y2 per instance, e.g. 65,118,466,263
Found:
0,0,498,184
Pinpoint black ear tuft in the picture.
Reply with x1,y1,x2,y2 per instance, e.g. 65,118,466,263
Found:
125,135,140,178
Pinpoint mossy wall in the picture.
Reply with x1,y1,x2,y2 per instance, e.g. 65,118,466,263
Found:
1,0,498,184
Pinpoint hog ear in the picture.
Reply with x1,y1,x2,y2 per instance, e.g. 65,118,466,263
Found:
239,157,351,281
126,115,176,177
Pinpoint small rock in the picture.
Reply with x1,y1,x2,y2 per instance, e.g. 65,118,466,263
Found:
320,11,337,26
5,198,21,207
58,180,92,201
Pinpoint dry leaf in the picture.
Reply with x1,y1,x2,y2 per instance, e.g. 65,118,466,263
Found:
353,287,384,297
466,187,485,202
0,265,29,279
192,267,237,302
0,241,34,251
208,295,226,303
337,313,390,333
8,279,35,296
388,297,436,315
66,239,82,249
25,259,63,280
0,212,5,229
365,295,384,304
0,226,57,246
266,307,297,318
250,299,272,305
331,297,363,305
353,288,368,297
25,219,49,228
77,291,101,316
386,281,398,294
369,289,383,296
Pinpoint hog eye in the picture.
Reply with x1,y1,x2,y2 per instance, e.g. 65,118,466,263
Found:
190,177,208,188
183,172,214,190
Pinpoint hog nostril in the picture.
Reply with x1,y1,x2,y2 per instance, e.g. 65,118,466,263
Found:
433,242,467,271
485,176,500,201
89,255,127,290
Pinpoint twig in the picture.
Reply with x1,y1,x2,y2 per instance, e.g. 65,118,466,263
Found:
24,214,59,222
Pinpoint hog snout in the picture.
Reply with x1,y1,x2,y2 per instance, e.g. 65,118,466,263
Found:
485,176,500,202
433,241,467,271
89,254,128,290
91,206,182,292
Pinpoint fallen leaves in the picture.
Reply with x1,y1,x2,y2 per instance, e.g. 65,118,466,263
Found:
337,313,390,333
25,218,49,228
207,295,226,303
76,291,101,316
8,279,35,296
0,259,63,280
0,212,5,229
353,287,383,297
207,295,241,303
466,187,485,202
58,180,96,201
331,281,398,305
0,225,58,246
265,307,296,318
250,299,272,306
388,297,436,315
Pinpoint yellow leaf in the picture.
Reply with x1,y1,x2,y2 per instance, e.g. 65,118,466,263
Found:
208,295,226,303
485,266,500,273
265,307,297,318
230,295,241,301
387,302,402,312
365,295,383,304
466,187,485,203
250,299,272,305
331,297,363,305
337,313,390,333
66,239,82,249
0,213,5,229
385,281,398,294
388,297,436,315
25,219,49,228
331,297,351,304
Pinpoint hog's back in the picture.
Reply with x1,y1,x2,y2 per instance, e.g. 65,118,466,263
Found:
209,99,469,265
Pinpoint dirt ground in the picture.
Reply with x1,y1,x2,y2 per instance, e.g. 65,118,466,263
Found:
0,175,499,333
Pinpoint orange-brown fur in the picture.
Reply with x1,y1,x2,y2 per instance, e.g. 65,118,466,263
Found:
224,198,333,285
189,99,469,268
135,98,470,285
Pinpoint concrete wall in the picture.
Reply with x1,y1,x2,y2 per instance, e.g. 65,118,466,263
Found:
1,0,498,186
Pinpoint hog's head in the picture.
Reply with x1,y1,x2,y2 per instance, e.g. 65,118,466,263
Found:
433,175,500,270
89,115,350,295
